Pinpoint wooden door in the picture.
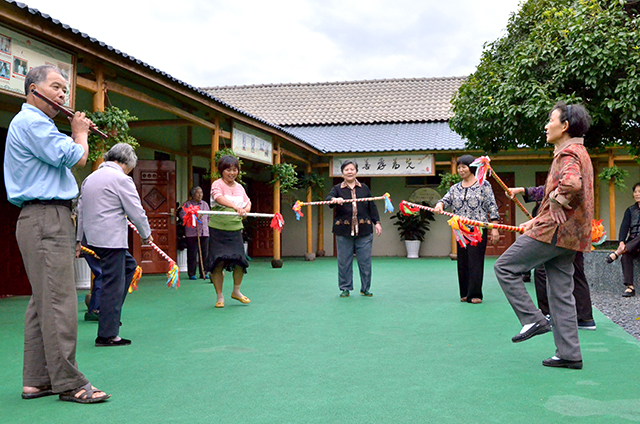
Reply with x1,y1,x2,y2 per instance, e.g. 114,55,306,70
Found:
132,160,176,273
485,173,516,256
246,181,274,257
0,127,31,296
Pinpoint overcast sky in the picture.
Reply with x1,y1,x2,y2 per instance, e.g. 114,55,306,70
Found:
20,0,522,87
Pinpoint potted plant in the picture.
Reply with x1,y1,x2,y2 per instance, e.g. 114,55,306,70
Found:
84,106,138,163
390,201,436,258
598,165,629,190
268,163,298,193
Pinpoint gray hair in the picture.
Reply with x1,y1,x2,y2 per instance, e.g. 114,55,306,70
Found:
24,65,64,95
103,143,137,169
190,186,202,197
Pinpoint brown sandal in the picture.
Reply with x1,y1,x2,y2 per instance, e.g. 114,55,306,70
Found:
22,386,53,399
59,383,110,404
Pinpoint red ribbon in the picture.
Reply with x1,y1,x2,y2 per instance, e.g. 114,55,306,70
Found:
183,205,200,228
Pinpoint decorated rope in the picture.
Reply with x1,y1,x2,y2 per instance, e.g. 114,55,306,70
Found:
292,193,394,220
471,156,534,220
127,220,179,289
189,208,285,232
400,200,525,233
80,245,100,260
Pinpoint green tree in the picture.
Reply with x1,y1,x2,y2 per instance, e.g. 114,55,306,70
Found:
450,0,640,154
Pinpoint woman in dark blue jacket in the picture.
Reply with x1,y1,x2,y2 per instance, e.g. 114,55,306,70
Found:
326,160,382,297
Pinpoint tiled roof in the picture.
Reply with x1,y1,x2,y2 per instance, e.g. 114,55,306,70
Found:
284,122,466,154
203,77,466,126
3,0,313,150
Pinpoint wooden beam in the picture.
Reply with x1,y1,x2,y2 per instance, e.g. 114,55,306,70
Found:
281,147,310,165
137,138,206,159
128,119,191,128
104,80,218,131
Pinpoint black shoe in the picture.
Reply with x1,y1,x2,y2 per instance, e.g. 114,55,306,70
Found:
606,252,619,263
511,321,552,343
95,336,131,347
578,320,596,331
522,274,531,283
542,356,583,369
360,290,373,297
622,287,635,297
340,290,350,297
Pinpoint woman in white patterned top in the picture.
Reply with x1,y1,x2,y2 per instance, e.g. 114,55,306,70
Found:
434,155,500,304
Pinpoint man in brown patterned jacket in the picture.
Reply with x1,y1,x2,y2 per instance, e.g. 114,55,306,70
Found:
494,102,593,370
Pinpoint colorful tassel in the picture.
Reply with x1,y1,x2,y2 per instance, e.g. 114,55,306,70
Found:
270,213,285,232
128,266,143,293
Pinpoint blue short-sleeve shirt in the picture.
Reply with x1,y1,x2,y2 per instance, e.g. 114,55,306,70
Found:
4,103,84,207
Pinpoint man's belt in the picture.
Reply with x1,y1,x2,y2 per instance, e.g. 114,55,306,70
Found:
22,199,72,209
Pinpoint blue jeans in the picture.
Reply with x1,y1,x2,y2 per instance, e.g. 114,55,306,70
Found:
336,234,373,292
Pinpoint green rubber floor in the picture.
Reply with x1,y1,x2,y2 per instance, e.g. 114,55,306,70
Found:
1,257,639,423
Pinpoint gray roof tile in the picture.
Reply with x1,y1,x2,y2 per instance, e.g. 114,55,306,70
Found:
284,122,465,153
203,77,466,126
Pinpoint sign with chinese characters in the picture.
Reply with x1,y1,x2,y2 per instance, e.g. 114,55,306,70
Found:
330,154,435,177
0,24,75,107
232,122,273,165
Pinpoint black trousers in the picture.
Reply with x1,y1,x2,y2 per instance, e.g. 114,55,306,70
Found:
186,236,208,277
91,247,137,339
534,251,593,322
621,236,640,287
457,229,488,301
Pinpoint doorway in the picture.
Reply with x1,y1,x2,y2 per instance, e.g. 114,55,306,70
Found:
132,160,177,273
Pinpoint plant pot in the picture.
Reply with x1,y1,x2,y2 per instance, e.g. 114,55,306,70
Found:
74,258,91,290
177,249,188,272
404,240,421,259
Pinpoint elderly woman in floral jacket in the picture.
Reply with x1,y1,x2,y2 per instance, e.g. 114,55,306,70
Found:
495,102,593,370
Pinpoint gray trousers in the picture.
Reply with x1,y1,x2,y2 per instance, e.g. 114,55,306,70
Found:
17,204,88,393
336,234,373,292
494,234,581,361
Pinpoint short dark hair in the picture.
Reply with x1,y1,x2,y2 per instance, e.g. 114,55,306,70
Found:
550,102,591,138
633,182,640,192
340,160,358,172
456,154,476,167
24,65,64,95
217,155,239,174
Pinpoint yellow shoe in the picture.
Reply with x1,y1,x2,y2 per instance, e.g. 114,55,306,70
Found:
215,300,224,308
231,294,251,304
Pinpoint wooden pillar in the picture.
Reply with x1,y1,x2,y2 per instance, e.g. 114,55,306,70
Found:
272,141,283,268
91,65,105,171
593,158,600,221
317,206,325,256
450,155,458,259
305,162,315,260
187,126,193,190
608,151,616,240
211,116,220,175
